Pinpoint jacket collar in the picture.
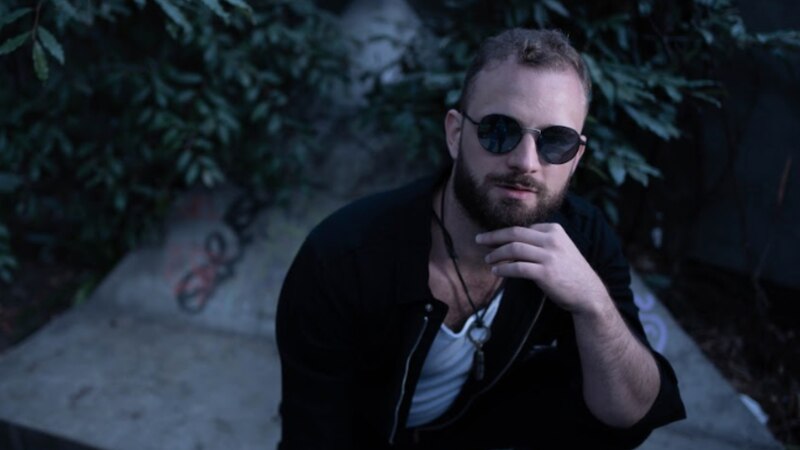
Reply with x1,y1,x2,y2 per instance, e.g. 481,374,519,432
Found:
392,174,442,305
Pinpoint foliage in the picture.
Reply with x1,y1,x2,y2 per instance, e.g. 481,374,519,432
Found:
361,0,800,223
0,0,349,282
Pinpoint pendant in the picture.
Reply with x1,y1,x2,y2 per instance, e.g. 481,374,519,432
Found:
467,321,491,381
473,347,485,381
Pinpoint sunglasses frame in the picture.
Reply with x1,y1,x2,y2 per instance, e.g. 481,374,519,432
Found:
461,112,586,165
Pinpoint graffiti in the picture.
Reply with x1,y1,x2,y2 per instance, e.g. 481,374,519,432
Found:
171,190,272,314
173,192,220,222
634,290,669,353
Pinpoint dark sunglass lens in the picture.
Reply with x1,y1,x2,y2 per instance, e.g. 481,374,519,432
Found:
477,115,521,153
539,126,582,164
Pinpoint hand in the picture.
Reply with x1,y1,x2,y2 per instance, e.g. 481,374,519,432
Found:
477,223,609,315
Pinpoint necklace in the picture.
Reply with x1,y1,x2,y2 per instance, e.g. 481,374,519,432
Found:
431,181,499,381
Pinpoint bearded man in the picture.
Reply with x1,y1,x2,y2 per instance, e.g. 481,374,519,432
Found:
276,28,686,450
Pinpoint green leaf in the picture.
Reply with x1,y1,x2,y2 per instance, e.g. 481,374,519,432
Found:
199,0,229,23
222,0,252,12
186,161,200,185
33,40,49,81
663,84,682,102
602,198,619,225
52,0,77,18
267,115,282,134
0,31,30,55
37,27,64,64
615,26,629,50
691,91,722,108
153,0,192,33
0,7,32,31
445,89,460,107
250,102,269,121
114,190,127,211
628,167,649,187
621,105,679,140
583,53,615,103
607,156,626,185
177,150,192,171
542,0,569,17
698,28,714,45
175,90,194,104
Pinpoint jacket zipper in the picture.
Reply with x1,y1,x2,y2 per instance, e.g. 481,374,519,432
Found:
388,312,430,445
417,295,547,432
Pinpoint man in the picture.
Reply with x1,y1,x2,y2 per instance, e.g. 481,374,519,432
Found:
276,28,686,449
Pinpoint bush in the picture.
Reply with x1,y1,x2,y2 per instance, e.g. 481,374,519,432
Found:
360,0,800,224
0,0,350,282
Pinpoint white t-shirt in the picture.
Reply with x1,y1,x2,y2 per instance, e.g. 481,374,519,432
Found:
406,290,504,427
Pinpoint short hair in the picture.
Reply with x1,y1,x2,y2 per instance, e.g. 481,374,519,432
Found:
457,28,592,111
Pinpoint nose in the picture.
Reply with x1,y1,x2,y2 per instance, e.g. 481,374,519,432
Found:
506,132,542,172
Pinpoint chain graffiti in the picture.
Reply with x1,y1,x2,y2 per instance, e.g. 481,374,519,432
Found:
634,290,669,353
174,191,272,314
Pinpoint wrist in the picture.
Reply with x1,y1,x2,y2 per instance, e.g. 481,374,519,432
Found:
572,290,615,323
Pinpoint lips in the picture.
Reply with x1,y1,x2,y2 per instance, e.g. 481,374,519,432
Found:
498,183,537,193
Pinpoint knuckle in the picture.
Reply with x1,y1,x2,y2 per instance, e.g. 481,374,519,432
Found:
510,242,526,253
511,226,527,237
500,262,518,275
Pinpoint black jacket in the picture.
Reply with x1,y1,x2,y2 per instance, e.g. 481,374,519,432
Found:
276,175,686,449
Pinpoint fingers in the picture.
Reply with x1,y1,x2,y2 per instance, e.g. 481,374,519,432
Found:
490,261,542,279
476,226,543,247
476,223,562,247
484,241,549,265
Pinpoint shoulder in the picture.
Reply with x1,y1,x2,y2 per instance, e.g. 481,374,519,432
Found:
555,193,622,265
557,192,607,237
303,176,437,259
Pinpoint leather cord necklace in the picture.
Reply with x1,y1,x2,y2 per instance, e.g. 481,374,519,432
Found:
431,183,500,381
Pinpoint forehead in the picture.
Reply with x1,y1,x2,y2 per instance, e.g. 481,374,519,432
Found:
467,59,588,129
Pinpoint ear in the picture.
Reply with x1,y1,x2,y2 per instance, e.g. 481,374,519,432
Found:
444,109,463,160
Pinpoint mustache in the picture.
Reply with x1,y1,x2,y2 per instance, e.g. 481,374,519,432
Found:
486,172,546,191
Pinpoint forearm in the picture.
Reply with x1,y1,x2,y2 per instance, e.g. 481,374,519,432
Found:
572,293,660,428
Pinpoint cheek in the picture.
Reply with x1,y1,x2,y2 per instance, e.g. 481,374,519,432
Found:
543,167,573,189
568,157,581,177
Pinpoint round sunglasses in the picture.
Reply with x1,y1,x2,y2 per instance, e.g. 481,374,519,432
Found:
462,112,586,165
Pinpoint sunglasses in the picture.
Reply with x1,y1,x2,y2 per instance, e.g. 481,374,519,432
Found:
462,112,586,165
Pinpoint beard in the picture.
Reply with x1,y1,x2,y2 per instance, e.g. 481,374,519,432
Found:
452,149,568,231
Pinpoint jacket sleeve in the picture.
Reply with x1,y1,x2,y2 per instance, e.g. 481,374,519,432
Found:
557,207,686,443
275,237,359,449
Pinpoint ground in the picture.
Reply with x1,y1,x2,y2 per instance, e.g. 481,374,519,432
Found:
629,249,800,448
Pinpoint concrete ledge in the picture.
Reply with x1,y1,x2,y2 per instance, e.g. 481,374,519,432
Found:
0,306,280,450
631,273,781,450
